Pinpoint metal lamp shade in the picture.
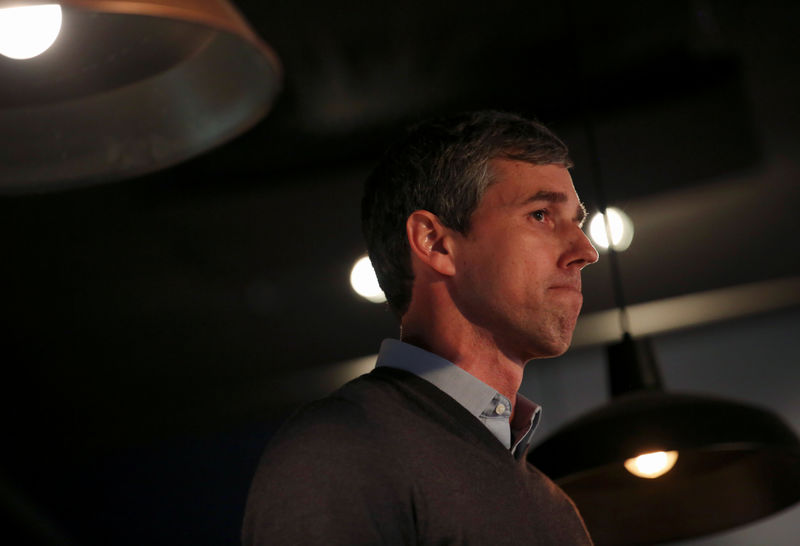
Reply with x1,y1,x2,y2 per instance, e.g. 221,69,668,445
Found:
0,0,282,192
529,390,800,545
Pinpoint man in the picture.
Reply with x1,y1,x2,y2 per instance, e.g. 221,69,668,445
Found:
243,111,598,545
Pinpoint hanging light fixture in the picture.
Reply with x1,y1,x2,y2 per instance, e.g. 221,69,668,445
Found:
0,0,282,192
530,333,800,545
528,119,800,545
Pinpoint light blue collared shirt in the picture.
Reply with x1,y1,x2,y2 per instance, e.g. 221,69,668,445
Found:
375,339,541,460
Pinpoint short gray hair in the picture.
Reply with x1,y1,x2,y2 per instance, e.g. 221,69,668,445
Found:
361,110,572,316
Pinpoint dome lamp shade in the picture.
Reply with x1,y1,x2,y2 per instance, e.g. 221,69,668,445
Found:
529,335,800,545
0,0,282,192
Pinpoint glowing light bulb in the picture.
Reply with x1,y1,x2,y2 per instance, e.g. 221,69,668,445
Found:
0,4,63,60
624,450,679,479
350,255,386,303
588,207,634,252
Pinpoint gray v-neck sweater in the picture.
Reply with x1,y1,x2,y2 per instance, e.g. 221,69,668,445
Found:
243,366,593,545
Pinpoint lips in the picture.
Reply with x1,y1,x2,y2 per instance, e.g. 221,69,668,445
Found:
549,279,582,293
550,285,580,290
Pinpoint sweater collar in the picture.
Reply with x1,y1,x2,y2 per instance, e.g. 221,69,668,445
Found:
375,339,541,457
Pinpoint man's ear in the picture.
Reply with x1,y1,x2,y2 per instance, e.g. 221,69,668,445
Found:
406,210,456,276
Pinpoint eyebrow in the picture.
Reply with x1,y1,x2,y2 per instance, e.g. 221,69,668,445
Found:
522,191,588,226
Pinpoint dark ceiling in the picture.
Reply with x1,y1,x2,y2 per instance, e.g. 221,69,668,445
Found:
1,0,799,458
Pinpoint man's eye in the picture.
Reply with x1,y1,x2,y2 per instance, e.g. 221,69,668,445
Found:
531,210,547,222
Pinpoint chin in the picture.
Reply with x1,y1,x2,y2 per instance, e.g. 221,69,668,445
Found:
545,343,571,358
525,337,572,361
546,324,579,356
515,315,577,361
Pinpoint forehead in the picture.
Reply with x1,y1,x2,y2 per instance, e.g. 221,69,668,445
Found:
482,159,579,207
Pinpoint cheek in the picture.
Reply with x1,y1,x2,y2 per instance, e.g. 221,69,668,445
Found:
459,235,545,292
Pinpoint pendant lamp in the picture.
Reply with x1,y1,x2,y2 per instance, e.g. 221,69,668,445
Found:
0,0,282,192
528,120,800,545
529,333,800,545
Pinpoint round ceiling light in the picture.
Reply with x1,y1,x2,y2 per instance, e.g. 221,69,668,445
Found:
0,4,62,60
350,255,386,303
588,207,634,252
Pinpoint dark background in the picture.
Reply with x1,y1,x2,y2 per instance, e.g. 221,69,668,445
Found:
1,0,799,544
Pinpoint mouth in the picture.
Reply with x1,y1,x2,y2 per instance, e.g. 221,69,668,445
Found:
549,287,583,300
549,282,582,294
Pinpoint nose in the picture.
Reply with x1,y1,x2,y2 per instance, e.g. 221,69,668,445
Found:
560,224,599,270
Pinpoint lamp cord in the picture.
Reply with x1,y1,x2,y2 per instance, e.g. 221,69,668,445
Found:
561,0,632,339
583,117,632,337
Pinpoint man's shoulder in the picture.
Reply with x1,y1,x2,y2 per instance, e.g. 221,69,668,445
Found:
265,368,413,450
272,381,376,444
243,370,421,545
261,365,466,463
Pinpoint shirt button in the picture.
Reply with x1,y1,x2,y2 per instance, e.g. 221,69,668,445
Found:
495,403,506,415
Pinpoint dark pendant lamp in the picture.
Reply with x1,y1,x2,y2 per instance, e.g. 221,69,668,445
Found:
528,123,800,545
0,0,282,192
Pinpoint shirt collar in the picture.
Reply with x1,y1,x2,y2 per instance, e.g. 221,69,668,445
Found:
375,339,541,453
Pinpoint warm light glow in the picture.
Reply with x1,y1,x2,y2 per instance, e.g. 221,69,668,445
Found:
624,450,679,479
350,255,386,303
588,207,634,251
0,4,62,60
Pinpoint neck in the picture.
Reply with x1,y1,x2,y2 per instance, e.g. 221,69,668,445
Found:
402,295,525,405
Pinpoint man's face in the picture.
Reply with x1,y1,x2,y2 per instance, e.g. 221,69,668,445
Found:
448,159,598,362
